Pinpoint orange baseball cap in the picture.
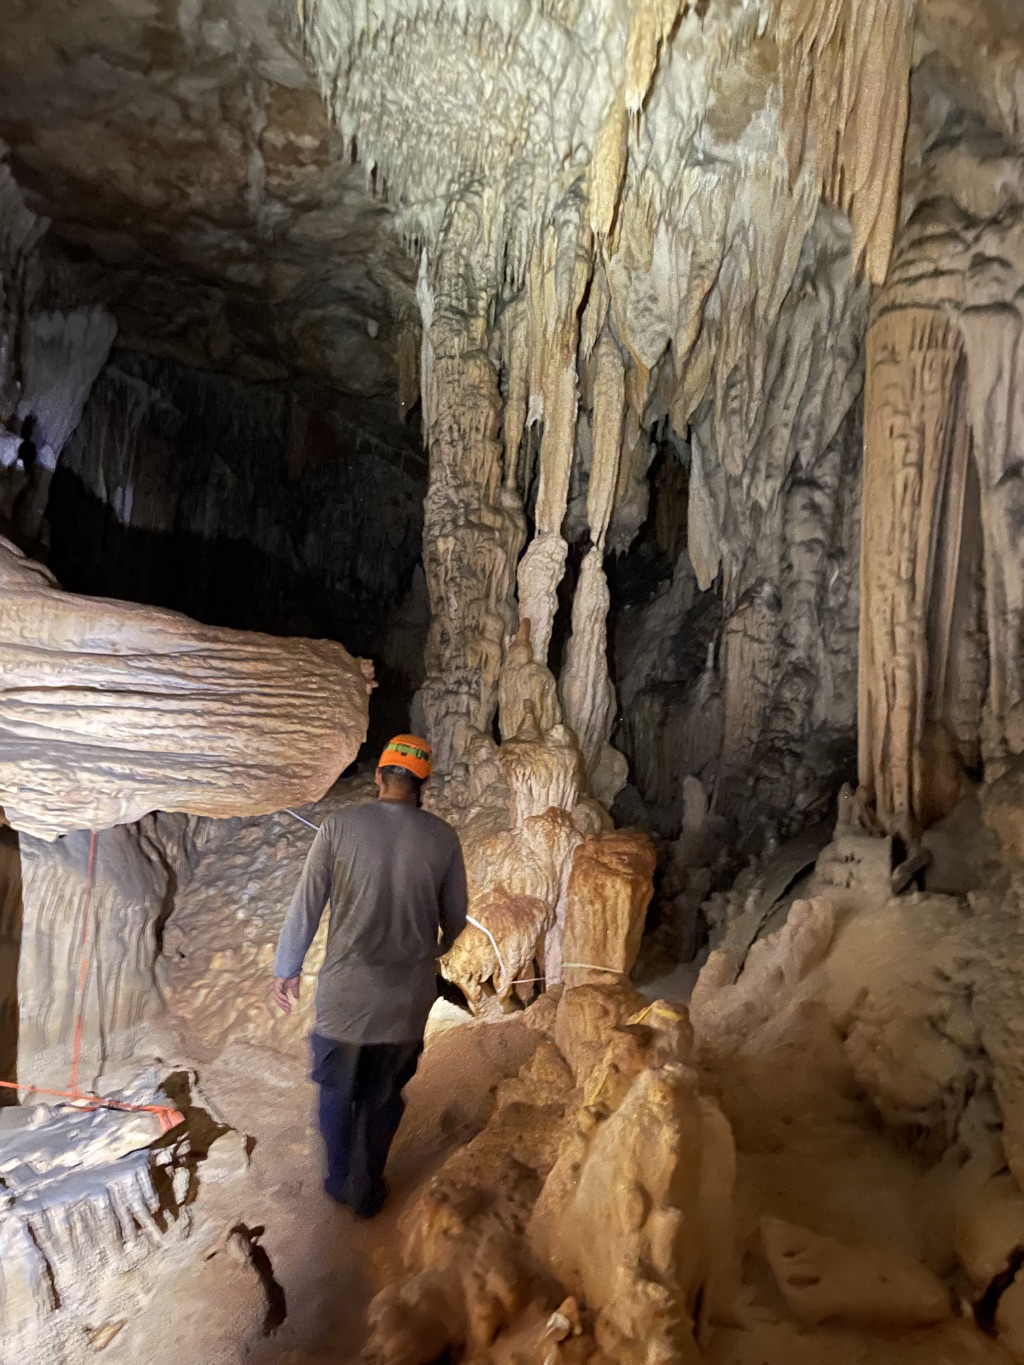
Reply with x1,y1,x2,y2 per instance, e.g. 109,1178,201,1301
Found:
379,734,432,780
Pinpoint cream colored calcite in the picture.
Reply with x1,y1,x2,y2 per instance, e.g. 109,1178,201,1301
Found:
0,537,373,839
14,816,188,1086
562,831,656,986
498,620,563,742
0,1072,257,1365
761,1217,951,1329
364,972,737,1365
439,889,554,1011
856,96,1024,836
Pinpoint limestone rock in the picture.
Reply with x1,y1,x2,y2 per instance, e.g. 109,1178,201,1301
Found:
553,982,650,1088
0,536,373,839
562,832,656,986
528,1063,738,1362
761,1216,951,1329
163,779,376,1058
13,818,187,1086
440,889,554,1013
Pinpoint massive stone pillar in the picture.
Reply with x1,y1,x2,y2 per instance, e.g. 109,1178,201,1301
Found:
415,198,525,777
858,307,972,839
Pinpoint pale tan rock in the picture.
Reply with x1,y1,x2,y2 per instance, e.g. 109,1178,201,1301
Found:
529,1063,739,1363
466,809,583,911
363,1038,570,1365
690,897,836,1058
562,831,656,986
761,1216,952,1329
439,889,554,1013
498,620,563,743
0,537,373,839
497,710,586,829
553,982,649,1087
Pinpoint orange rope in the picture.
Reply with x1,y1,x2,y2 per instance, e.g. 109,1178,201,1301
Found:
0,1079,183,1131
0,828,183,1134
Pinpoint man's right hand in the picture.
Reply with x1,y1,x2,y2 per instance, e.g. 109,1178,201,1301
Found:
273,975,301,1014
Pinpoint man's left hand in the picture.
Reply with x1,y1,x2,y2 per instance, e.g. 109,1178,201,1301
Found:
273,975,301,1014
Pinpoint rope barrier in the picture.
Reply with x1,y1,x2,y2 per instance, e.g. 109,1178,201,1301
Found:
0,828,183,1133
283,807,320,832
466,914,510,986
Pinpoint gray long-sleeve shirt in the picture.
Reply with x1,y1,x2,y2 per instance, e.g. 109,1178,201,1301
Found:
274,800,468,1044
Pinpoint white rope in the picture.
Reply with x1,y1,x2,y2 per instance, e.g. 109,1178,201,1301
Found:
283,807,320,831
466,914,510,987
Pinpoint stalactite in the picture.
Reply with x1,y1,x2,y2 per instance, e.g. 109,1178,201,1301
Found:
395,317,421,419
0,155,46,435
560,328,627,804
13,306,116,543
499,293,530,490
773,0,916,282
518,201,592,666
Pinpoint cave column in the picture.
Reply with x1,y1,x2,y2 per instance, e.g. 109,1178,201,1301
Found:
560,325,628,804
415,199,524,778
858,304,972,838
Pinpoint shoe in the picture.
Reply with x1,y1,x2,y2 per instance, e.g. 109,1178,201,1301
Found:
350,1184,387,1220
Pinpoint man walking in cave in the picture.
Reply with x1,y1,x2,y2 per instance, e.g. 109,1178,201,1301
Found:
272,734,467,1219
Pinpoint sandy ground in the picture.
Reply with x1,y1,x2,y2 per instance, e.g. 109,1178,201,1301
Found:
183,1007,539,1364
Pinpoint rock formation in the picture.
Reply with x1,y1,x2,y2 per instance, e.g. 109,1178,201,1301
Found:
0,536,373,839
5,1,1024,1363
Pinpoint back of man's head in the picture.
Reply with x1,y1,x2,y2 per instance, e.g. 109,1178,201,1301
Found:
377,764,424,800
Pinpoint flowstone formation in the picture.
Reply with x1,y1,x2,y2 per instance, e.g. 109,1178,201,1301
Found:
300,0,906,841
858,32,1024,840
0,536,373,839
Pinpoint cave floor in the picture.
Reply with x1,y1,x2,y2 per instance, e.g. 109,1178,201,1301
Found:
168,1008,540,1365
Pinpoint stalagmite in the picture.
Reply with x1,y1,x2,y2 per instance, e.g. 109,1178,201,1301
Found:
561,831,656,987
498,620,562,742
0,537,373,838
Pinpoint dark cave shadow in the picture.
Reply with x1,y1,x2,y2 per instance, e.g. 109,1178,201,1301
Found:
45,471,426,757
0,822,24,1104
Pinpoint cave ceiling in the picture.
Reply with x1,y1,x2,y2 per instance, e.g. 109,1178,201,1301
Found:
1,0,1020,404
0,0,418,397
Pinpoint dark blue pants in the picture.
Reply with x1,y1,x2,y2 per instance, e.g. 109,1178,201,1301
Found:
309,1033,423,1217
